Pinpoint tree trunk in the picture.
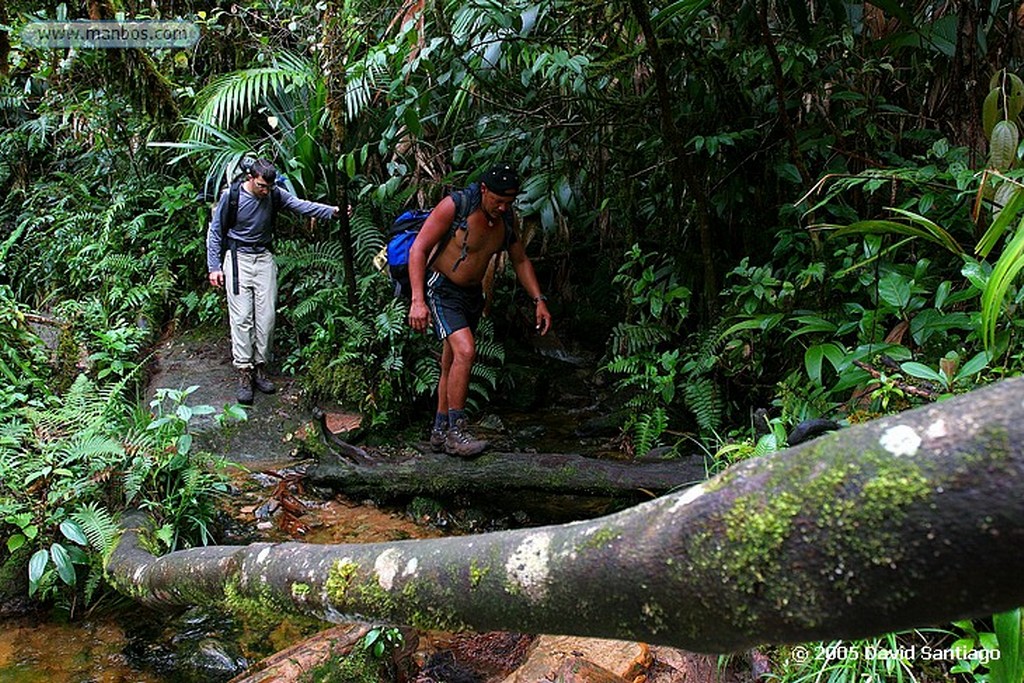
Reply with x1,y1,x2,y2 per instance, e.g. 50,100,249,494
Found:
306,449,709,500
107,377,1024,654
626,0,718,316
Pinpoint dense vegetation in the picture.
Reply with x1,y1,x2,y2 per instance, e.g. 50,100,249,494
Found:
2,0,1024,679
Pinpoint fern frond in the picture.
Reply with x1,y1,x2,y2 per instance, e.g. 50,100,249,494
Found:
631,407,668,457
684,377,722,434
608,322,672,357
475,337,506,364
59,435,124,465
189,53,316,139
411,356,441,396
276,240,349,277
70,502,120,554
351,211,386,270
470,363,498,389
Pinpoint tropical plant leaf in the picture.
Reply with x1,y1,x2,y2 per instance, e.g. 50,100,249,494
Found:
977,179,1024,258
981,215,1024,349
989,120,1020,171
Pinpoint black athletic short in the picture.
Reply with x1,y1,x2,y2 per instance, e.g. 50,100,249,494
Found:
426,270,484,340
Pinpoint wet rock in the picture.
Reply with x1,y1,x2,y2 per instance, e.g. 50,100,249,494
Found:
514,424,547,440
477,413,506,431
552,657,628,682
180,637,248,680
575,410,628,437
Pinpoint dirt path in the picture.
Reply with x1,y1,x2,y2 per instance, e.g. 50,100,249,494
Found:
147,334,307,470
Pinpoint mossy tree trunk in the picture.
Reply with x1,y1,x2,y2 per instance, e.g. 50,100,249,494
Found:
107,378,1024,654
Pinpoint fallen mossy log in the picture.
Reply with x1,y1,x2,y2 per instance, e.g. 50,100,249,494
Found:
107,377,1024,653
304,449,709,499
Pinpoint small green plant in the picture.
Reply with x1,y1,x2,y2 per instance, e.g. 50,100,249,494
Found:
603,244,692,452
900,350,991,394
138,386,246,549
300,644,383,683
87,325,146,380
951,610,1024,683
0,375,246,612
26,519,89,599
362,626,404,659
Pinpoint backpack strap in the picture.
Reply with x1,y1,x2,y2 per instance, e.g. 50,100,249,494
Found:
218,180,244,295
448,183,516,273
449,185,477,273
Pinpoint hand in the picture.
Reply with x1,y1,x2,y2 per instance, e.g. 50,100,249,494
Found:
535,302,552,336
209,270,225,288
408,300,430,333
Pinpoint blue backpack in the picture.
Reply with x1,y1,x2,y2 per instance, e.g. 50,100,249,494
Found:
386,185,514,298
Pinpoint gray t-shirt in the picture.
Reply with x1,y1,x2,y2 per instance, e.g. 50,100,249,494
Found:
207,184,337,272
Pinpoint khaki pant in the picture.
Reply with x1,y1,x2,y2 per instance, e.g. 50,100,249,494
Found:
224,250,278,369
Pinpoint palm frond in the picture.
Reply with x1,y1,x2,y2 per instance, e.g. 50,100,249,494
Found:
189,53,316,139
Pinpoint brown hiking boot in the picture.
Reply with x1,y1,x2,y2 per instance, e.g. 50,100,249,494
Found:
254,364,276,394
429,426,447,453
237,368,254,405
444,418,488,458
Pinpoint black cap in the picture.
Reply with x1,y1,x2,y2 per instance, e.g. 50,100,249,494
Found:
481,164,520,196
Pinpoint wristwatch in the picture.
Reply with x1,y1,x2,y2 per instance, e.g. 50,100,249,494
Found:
532,294,548,304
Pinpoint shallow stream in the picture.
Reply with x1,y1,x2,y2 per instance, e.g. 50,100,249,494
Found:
0,337,630,681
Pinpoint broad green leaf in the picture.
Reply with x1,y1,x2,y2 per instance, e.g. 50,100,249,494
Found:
66,546,89,564
956,351,991,380
7,534,26,553
59,519,88,546
50,543,76,585
961,258,990,290
804,344,827,385
787,315,838,340
900,362,945,384
976,181,1024,258
718,314,784,340
878,273,912,310
803,342,842,385
990,609,1022,683
831,215,962,256
983,87,1001,139
177,433,193,456
981,215,1024,349
1009,74,1024,120
28,548,49,583
989,120,1019,170
934,280,951,309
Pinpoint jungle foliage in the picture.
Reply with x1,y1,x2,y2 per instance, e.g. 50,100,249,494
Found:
2,0,1024,674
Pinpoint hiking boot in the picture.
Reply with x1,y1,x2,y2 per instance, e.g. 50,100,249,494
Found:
237,368,254,406
444,418,488,458
429,426,447,453
254,364,276,394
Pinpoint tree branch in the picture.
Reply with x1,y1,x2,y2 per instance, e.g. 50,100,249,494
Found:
108,378,1024,654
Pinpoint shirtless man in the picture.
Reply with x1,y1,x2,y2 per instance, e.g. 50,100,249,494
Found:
407,164,552,457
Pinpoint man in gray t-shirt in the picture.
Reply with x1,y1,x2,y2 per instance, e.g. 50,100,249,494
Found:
207,158,339,405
